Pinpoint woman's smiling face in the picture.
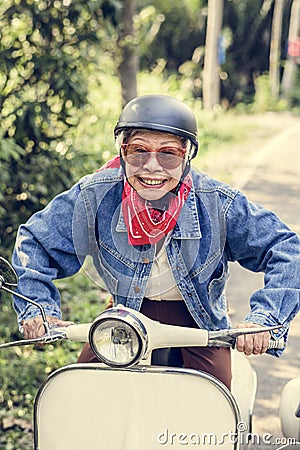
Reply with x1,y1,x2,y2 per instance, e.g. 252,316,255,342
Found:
122,130,186,201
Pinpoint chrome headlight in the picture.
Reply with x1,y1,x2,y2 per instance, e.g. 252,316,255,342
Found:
89,307,148,367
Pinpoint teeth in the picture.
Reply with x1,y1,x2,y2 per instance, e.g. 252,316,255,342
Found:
141,178,164,186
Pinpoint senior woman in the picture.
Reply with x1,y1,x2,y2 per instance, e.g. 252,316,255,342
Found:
12,95,300,391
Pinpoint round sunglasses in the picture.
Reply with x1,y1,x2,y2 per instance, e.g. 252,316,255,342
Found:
121,144,186,169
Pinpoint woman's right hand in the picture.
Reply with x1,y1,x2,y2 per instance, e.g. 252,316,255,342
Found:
22,316,74,339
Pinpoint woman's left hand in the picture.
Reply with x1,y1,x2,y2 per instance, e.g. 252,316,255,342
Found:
235,322,270,355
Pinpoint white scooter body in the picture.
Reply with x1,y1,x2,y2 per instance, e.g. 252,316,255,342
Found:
279,377,300,445
34,349,256,450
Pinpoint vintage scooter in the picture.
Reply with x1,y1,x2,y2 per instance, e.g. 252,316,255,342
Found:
0,256,289,450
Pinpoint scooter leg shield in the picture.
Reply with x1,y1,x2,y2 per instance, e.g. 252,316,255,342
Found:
34,363,241,450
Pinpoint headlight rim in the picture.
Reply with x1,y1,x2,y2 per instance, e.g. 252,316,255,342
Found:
88,308,148,368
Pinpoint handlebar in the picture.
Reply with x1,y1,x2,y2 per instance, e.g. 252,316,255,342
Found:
0,257,286,354
0,257,286,367
0,321,285,351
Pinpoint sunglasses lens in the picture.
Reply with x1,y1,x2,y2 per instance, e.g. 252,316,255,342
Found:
123,145,184,169
157,151,183,169
125,153,148,167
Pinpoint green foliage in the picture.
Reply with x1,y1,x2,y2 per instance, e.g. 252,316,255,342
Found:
234,71,300,115
0,0,119,258
66,71,121,179
282,68,300,113
138,0,207,71
0,0,115,144
222,0,293,106
252,73,275,113
136,0,297,108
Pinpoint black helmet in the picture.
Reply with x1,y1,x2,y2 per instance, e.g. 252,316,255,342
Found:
114,94,198,159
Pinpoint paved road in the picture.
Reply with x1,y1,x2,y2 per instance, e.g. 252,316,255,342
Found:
226,120,300,449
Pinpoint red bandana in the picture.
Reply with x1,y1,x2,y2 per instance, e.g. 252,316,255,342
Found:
99,156,192,245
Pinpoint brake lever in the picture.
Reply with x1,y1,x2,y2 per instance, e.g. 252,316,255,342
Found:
207,324,282,348
0,329,67,349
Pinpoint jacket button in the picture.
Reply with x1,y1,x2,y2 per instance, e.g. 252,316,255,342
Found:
134,285,141,293
142,257,150,264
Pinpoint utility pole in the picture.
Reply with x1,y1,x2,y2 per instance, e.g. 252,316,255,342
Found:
269,0,285,98
203,0,224,110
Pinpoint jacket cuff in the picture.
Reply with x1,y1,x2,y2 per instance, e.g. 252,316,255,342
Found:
243,310,288,357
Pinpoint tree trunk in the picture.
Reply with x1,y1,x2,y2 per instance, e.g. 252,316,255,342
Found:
203,0,224,110
281,0,300,97
269,0,284,98
117,0,138,107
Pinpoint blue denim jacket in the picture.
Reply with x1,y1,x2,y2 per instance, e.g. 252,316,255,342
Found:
12,165,300,349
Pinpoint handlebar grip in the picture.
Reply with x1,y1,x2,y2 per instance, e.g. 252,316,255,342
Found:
64,323,91,342
267,337,285,350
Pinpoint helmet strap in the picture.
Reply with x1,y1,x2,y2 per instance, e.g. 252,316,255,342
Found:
173,160,191,195
119,150,126,174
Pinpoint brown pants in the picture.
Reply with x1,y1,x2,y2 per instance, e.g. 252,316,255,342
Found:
77,299,232,390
